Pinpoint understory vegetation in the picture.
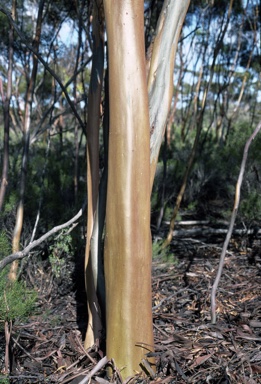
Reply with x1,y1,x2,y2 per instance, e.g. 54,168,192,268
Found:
154,119,261,227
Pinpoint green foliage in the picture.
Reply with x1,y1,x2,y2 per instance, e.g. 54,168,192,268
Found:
162,206,172,222
0,231,11,260
2,193,17,215
0,377,10,384
240,191,261,223
152,240,177,264
0,229,37,328
49,253,66,279
0,270,37,326
186,202,197,212
35,71,53,102
0,12,10,52
49,230,73,279
153,115,261,225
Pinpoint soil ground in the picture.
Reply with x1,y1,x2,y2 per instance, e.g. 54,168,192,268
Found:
0,228,261,383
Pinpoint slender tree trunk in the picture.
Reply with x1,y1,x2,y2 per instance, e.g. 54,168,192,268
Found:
164,0,235,246
163,64,203,247
84,0,105,348
0,0,16,211
156,131,167,231
163,119,202,247
147,0,191,190
103,0,154,377
9,0,45,281
73,13,83,204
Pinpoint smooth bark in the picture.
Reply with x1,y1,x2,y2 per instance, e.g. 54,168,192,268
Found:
84,0,105,348
147,0,191,190
103,0,154,377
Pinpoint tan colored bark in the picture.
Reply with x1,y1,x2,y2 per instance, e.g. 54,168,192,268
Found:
103,0,154,377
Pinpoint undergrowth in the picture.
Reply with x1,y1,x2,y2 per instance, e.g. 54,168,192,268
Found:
152,239,177,264
0,231,37,328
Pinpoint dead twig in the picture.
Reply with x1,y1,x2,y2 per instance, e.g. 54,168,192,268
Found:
78,356,109,384
211,119,261,324
0,202,86,271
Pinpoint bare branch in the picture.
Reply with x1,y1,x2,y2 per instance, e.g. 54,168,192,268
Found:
211,119,261,324
0,202,86,272
0,6,85,131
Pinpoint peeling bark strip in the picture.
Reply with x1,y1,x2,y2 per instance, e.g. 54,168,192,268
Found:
147,0,190,189
103,0,154,377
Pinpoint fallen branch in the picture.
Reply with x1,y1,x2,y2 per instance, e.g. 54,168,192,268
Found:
210,119,261,324
163,227,260,238
0,202,86,272
78,356,109,384
161,219,231,227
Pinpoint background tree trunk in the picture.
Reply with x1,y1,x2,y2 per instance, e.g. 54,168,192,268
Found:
9,0,45,281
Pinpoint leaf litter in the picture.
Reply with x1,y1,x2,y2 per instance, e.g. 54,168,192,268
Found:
0,232,260,383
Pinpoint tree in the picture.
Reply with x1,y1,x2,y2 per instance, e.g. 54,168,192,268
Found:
9,0,45,281
158,0,260,244
103,0,154,373
0,0,88,279
84,0,190,378
0,0,189,378
0,0,260,380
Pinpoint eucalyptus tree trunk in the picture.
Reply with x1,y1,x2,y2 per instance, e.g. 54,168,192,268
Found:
0,0,16,211
84,0,190,378
9,0,45,281
103,0,154,375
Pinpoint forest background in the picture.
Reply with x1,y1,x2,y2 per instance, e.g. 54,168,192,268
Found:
0,0,260,381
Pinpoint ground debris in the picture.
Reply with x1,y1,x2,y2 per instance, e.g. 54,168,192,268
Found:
0,237,260,383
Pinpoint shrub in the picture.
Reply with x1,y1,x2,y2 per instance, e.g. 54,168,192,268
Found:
0,270,37,327
0,231,37,326
48,229,74,279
